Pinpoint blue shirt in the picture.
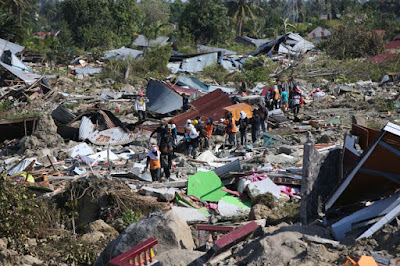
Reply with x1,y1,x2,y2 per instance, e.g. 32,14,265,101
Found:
281,91,288,102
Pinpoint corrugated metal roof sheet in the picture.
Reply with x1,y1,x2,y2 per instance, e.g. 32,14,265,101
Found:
179,53,218,73
79,115,135,146
88,127,135,146
146,80,183,114
0,62,41,84
131,35,169,47
371,53,396,64
307,26,332,39
51,105,76,125
385,40,400,50
170,89,233,133
213,159,241,179
0,38,24,54
165,82,205,97
197,45,237,55
104,47,143,60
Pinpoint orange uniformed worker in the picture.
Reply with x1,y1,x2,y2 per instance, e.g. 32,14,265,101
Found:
224,112,237,146
144,144,161,182
204,117,214,149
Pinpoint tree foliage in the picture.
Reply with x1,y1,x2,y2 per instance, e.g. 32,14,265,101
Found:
180,0,231,44
324,19,384,59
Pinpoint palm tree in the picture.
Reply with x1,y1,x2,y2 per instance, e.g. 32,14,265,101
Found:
231,0,264,36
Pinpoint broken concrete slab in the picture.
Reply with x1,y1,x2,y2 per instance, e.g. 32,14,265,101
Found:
172,206,210,224
247,177,281,199
218,196,251,218
140,186,177,201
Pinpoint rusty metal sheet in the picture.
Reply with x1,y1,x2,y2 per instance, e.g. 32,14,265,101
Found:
170,89,233,133
351,123,379,150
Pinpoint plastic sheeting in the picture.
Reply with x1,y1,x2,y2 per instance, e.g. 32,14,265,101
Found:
146,80,183,114
188,171,229,202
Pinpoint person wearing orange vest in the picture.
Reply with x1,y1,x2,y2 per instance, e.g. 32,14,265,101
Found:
224,112,237,146
144,144,161,182
272,85,280,109
203,117,214,149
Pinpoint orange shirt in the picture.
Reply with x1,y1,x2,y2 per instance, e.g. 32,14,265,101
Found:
150,158,161,170
204,124,213,138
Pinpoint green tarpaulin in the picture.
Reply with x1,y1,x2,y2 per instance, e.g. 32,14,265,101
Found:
188,171,229,202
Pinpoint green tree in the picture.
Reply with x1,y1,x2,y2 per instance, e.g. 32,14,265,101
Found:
324,18,384,59
0,0,38,24
0,9,24,41
169,0,185,24
180,0,232,44
228,0,265,36
139,0,170,27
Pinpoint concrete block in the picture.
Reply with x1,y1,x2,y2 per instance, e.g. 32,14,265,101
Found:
247,178,281,199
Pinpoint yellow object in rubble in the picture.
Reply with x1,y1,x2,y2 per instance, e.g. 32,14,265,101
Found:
20,172,35,183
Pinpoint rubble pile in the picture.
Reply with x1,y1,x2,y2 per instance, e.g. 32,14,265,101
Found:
0,33,400,266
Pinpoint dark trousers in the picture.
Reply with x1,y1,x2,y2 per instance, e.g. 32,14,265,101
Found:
251,129,259,143
273,99,279,109
150,168,160,182
138,110,146,123
260,120,266,132
228,132,237,146
240,130,247,145
163,166,170,179
293,105,300,116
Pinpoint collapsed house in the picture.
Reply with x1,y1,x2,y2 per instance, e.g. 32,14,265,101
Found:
251,32,315,57
325,122,400,241
235,36,270,47
146,79,183,115
307,26,332,43
170,89,240,133
0,38,51,101
131,35,170,49
52,105,135,145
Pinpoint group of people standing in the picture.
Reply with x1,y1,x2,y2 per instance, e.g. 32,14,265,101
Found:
224,104,268,147
264,81,304,116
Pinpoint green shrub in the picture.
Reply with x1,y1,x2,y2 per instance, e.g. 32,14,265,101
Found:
100,45,172,83
203,63,229,84
0,180,56,247
122,209,142,226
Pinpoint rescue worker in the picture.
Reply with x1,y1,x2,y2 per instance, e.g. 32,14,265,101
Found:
134,93,149,123
224,112,237,146
204,118,214,149
144,144,161,182
236,111,248,145
273,85,280,109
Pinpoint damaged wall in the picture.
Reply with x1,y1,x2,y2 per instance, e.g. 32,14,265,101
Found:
300,137,341,224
